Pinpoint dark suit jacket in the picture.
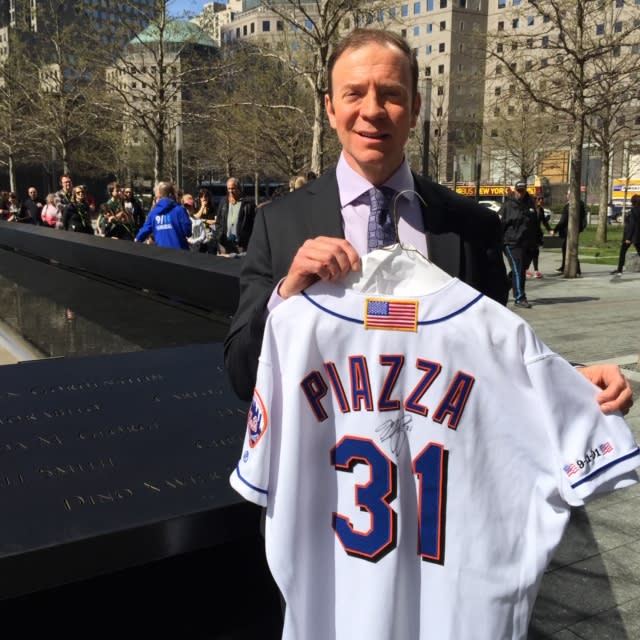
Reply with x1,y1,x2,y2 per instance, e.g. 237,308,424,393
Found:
216,197,256,252
224,169,509,400
554,201,586,239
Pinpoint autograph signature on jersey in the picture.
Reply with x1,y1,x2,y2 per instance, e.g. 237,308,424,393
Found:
375,415,413,455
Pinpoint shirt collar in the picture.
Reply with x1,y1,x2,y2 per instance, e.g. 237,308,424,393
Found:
335,152,416,207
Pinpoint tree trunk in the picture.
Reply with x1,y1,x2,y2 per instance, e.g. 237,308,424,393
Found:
154,140,163,185
565,114,584,278
310,86,324,176
62,142,70,177
8,151,15,193
596,146,610,243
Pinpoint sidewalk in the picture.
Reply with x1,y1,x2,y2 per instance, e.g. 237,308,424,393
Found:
518,248,640,639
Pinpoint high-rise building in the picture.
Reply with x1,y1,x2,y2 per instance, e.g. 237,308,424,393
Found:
0,0,158,63
204,0,640,193
215,0,491,182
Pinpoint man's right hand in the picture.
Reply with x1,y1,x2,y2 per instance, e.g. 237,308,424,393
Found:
278,236,361,299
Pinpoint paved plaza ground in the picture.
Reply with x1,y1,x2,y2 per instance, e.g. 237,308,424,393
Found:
515,248,640,640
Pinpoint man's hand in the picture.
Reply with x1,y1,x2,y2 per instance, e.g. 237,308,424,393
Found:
279,237,361,300
578,364,634,415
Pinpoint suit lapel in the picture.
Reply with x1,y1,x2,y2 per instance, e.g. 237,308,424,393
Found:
307,169,344,239
412,174,462,278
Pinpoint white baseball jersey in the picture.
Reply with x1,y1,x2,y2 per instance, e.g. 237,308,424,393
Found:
230,276,640,640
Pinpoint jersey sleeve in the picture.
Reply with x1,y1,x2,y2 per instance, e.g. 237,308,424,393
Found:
526,351,640,507
229,345,278,508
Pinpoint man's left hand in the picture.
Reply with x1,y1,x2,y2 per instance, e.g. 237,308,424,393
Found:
578,364,634,415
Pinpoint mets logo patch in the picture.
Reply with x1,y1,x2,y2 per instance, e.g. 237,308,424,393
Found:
247,389,268,448
364,298,418,332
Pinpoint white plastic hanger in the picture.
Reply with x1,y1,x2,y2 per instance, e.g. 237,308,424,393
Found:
345,190,453,296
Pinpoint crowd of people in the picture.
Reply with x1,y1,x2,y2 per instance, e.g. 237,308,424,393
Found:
0,174,264,256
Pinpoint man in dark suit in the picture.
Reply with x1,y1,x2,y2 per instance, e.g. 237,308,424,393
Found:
216,177,256,254
23,186,44,225
552,191,587,275
224,28,632,414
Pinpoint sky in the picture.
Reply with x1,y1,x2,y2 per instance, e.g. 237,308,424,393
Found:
167,0,213,18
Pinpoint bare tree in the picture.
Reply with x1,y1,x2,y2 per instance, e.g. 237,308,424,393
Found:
19,0,104,178
0,31,40,191
488,0,640,278
95,0,221,184
203,42,317,186
484,86,563,186
586,30,640,242
250,0,396,176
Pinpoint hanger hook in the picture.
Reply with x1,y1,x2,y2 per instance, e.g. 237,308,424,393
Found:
387,188,431,260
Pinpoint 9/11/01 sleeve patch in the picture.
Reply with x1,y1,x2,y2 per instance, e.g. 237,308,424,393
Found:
564,441,614,478
364,298,418,332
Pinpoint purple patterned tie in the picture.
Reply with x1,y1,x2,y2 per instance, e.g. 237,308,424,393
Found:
367,186,396,252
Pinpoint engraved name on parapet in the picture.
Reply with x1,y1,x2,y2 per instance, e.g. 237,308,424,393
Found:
0,473,25,489
0,404,102,425
40,457,116,480
29,374,165,397
142,469,227,493
63,487,134,511
195,434,244,449
170,387,226,400
78,421,160,441
0,433,64,457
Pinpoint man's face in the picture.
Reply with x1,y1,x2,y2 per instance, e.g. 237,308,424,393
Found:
226,181,240,202
28,188,37,199
325,42,420,184
515,188,526,200
61,178,72,191
123,189,133,200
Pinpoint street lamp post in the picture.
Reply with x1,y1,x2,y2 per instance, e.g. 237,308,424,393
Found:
175,122,183,193
475,145,482,201
421,76,432,179
584,121,591,221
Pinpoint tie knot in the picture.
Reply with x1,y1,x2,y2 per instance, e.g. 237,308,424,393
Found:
367,186,397,251
368,186,396,222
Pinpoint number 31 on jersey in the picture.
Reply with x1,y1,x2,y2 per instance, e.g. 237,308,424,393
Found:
331,436,447,564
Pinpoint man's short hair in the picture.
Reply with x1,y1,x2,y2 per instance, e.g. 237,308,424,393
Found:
631,194,640,207
327,29,419,101
155,181,175,199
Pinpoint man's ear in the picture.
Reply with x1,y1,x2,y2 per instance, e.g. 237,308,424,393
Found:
411,94,422,128
325,94,337,129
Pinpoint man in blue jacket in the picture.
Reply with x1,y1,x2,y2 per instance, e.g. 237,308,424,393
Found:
135,181,191,250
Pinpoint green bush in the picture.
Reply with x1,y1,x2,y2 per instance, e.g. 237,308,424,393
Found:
544,225,622,265
579,225,622,264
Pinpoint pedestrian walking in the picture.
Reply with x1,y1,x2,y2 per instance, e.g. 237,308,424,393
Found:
611,194,640,276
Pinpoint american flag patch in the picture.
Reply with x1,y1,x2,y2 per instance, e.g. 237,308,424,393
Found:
563,463,579,477
365,298,418,331
599,441,614,455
